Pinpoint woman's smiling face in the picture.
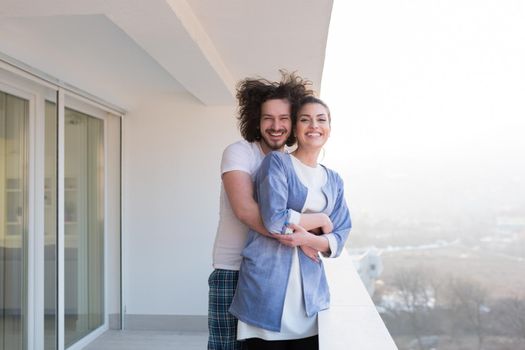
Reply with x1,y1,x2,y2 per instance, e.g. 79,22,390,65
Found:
295,102,331,150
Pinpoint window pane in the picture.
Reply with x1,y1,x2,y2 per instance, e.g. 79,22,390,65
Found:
64,108,104,347
0,91,29,350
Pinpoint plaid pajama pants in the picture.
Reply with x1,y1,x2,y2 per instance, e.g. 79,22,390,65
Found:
208,269,243,350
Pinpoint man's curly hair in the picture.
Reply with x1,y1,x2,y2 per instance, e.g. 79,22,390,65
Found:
236,71,314,146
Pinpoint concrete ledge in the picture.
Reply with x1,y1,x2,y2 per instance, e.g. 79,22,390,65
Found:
319,250,398,350
124,314,207,332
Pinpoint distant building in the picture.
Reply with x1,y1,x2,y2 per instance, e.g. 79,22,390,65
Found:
349,247,384,296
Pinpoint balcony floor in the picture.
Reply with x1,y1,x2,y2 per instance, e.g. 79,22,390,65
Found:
82,330,207,350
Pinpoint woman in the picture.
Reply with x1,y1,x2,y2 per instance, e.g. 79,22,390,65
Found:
229,96,352,349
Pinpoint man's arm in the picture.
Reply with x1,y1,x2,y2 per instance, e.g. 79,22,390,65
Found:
223,170,271,237
223,170,327,261
223,170,332,236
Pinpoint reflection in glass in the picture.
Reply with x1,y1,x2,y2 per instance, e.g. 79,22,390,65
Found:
64,108,104,347
44,101,57,350
0,91,29,350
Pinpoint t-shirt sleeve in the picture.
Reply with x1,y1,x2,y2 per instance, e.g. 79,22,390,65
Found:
220,142,254,175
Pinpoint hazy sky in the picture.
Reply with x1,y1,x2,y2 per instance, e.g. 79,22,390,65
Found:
321,0,525,222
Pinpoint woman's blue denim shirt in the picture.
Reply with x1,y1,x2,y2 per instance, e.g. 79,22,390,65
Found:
229,152,351,332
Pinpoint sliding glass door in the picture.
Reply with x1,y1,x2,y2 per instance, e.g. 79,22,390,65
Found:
64,107,104,347
0,65,120,350
0,90,29,350
44,100,106,349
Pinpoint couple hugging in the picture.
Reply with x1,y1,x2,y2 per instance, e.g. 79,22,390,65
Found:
208,71,351,350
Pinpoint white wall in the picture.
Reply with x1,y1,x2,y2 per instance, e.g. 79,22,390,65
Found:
123,92,237,316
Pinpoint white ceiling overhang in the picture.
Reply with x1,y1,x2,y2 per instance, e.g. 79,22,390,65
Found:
0,0,333,108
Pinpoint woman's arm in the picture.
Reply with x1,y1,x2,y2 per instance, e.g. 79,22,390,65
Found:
256,153,334,234
256,153,295,234
298,212,333,234
273,211,330,262
256,153,346,260
223,171,332,237
274,174,351,258
275,223,330,253
323,174,352,258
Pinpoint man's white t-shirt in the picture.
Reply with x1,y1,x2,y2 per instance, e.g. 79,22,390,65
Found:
212,140,265,271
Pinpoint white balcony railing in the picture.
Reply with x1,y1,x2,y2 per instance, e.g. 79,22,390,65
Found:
319,250,398,349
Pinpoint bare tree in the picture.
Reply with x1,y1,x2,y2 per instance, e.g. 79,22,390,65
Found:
495,295,525,340
390,267,436,350
447,278,488,350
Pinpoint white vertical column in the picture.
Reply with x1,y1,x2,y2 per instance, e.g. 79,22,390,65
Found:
57,88,65,350
120,115,125,330
27,91,36,350
103,116,109,329
33,92,46,350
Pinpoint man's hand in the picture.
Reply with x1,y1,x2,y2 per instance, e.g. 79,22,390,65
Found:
272,224,311,247
271,227,320,262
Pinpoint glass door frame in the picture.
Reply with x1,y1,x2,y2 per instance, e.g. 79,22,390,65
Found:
61,93,108,350
0,61,123,350
0,77,39,350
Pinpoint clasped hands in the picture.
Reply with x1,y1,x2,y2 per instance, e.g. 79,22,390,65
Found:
271,218,333,262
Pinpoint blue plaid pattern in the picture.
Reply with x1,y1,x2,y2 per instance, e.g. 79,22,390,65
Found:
208,269,243,350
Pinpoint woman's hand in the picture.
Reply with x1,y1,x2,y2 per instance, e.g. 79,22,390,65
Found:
300,245,320,262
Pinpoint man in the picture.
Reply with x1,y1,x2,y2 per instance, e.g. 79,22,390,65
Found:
208,72,314,350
